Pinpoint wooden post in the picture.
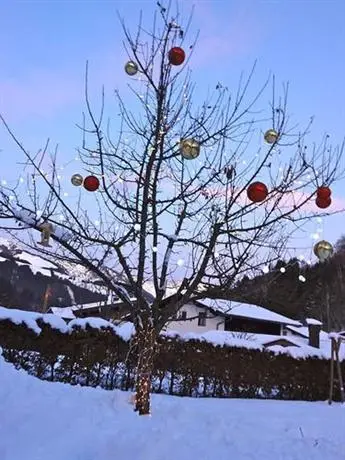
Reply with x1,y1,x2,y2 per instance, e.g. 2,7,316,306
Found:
334,338,345,403
328,338,335,405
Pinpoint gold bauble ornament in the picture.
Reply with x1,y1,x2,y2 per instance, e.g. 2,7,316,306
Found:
124,61,138,76
180,138,200,160
71,174,83,186
313,240,333,262
264,129,279,144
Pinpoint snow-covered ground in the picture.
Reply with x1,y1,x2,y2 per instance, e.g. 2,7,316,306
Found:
0,350,344,460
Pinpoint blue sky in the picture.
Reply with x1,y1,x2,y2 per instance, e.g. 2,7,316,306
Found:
0,0,345,261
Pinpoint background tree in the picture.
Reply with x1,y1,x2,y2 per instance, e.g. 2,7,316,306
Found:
0,2,344,414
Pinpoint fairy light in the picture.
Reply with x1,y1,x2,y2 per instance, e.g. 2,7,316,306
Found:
152,247,158,252
280,267,286,273
134,223,140,232
298,275,306,282
263,266,269,274
177,259,184,267
133,326,158,416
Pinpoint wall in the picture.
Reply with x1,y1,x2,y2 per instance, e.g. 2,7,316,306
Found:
224,316,283,336
163,302,225,334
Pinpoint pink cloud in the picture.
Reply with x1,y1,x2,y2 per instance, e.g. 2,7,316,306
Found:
203,186,345,214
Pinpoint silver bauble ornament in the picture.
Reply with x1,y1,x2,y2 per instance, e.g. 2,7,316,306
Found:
180,138,200,160
124,61,138,76
71,174,83,186
264,129,279,144
313,240,333,262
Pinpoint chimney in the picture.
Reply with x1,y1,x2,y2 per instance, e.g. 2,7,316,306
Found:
306,318,323,348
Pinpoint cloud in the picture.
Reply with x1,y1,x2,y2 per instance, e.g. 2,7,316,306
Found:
203,185,345,214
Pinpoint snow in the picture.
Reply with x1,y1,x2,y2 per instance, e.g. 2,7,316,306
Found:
51,223,73,241
14,250,58,276
0,306,42,334
199,299,302,326
163,329,263,351
306,318,323,326
13,208,37,226
49,306,76,320
0,351,344,460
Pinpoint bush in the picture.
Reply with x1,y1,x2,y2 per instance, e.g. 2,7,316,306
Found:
0,316,343,401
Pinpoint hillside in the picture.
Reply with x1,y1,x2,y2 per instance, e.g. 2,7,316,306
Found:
0,237,106,310
0,350,344,460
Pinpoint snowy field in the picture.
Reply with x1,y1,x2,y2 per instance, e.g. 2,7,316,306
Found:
0,352,344,460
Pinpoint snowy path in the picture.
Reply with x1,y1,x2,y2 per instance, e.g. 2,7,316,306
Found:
0,354,344,460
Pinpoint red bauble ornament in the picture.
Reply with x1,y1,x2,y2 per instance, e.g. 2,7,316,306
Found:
83,175,100,192
316,186,331,200
247,182,268,203
316,196,331,209
168,47,185,66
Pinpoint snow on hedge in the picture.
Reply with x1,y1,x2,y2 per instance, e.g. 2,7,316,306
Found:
0,306,343,361
0,306,134,341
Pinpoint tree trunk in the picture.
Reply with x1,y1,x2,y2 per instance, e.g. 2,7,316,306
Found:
134,325,158,415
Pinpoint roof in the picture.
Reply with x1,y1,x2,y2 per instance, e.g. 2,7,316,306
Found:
71,298,136,312
286,325,329,341
197,299,301,326
49,307,76,320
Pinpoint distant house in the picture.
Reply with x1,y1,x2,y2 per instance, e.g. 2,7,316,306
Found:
48,286,154,322
163,299,301,336
49,291,326,350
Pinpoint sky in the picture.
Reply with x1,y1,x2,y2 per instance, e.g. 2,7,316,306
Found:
0,0,345,264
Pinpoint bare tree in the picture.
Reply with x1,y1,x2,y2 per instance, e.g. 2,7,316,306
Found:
0,2,344,414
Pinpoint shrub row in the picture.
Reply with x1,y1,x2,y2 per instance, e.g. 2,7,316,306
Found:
0,318,343,401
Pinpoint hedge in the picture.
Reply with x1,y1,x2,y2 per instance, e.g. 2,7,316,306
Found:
0,314,343,401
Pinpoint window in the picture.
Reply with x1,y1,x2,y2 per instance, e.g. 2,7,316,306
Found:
178,311,187,320
198,312,207,327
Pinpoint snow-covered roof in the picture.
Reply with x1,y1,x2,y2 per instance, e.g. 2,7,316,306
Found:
286,325,329,340
306,318,323,326
198,299,301,326
70,297,137,312
49,307,76,320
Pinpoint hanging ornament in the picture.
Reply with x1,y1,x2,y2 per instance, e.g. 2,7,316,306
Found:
247,181,268,203
83,175,100,192
316,186,331,200
168,47,185,66
124,61,138,76
180,138,200,160
71,174,83,186
316,196,331,209
313,240,333,262
264,129,279,144
37,222,54,247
